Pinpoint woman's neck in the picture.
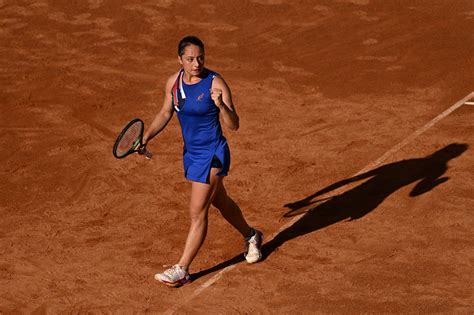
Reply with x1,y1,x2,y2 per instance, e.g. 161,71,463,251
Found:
183,68,207,84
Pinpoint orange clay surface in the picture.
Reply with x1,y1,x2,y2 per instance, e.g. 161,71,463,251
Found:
1,0,473,313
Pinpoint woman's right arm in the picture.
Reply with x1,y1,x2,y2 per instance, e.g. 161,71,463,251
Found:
142,74,178,145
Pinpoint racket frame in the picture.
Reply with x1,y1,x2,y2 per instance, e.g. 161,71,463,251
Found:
113,118,152,159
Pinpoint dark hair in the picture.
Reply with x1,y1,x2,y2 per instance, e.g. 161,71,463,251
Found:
178,36,205,56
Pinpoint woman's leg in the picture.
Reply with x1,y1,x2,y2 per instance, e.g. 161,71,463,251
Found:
212,180,263,263
212,181,252,238
177,168,223,269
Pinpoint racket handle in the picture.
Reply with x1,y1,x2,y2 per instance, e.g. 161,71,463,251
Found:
144,148,153,159
137,144,152,159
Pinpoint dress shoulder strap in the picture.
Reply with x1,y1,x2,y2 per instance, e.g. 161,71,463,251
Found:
172,69,186,112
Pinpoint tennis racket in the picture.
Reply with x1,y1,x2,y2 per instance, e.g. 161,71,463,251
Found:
113,118,152,159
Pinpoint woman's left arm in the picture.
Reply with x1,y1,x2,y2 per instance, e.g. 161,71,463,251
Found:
211,76,239,131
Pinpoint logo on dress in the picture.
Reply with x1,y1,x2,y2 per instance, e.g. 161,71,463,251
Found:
196,93,205,101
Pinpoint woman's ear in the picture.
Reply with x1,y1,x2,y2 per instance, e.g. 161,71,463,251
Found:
178,55,183,65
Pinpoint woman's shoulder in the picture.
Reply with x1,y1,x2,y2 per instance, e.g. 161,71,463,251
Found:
206,68,220,79
167,70,181,84
164,70,181,91
210,72,229,89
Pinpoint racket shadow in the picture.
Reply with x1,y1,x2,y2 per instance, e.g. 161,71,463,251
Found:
191,143,468,282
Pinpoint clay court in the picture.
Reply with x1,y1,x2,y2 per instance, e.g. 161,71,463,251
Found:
1,0,473,313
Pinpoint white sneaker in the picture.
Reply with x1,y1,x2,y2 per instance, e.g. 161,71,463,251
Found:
244,229,263,264
155,264,190,287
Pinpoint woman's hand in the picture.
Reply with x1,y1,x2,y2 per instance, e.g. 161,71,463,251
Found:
210,88,224,108
211,76,239,130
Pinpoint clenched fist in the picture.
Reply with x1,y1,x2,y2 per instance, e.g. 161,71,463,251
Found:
210,88,224,108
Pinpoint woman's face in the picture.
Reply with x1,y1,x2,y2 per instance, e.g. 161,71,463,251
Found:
179,44,205,76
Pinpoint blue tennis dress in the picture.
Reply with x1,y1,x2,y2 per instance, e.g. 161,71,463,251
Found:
175,69,230,184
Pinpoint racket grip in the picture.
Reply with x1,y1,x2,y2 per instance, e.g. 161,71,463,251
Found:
144,148,153,159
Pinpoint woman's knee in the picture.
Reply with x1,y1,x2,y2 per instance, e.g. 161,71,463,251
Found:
188,205,209,223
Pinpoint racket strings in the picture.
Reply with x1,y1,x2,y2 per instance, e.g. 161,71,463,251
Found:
116,122,142,157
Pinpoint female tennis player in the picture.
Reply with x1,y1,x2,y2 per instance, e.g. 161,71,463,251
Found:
142,36,263,287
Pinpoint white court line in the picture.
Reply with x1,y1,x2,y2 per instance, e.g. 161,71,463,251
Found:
164,91,474,315
464,101,474,105
356,92,473,175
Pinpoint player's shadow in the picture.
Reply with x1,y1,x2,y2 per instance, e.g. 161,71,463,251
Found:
191,143,468,281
